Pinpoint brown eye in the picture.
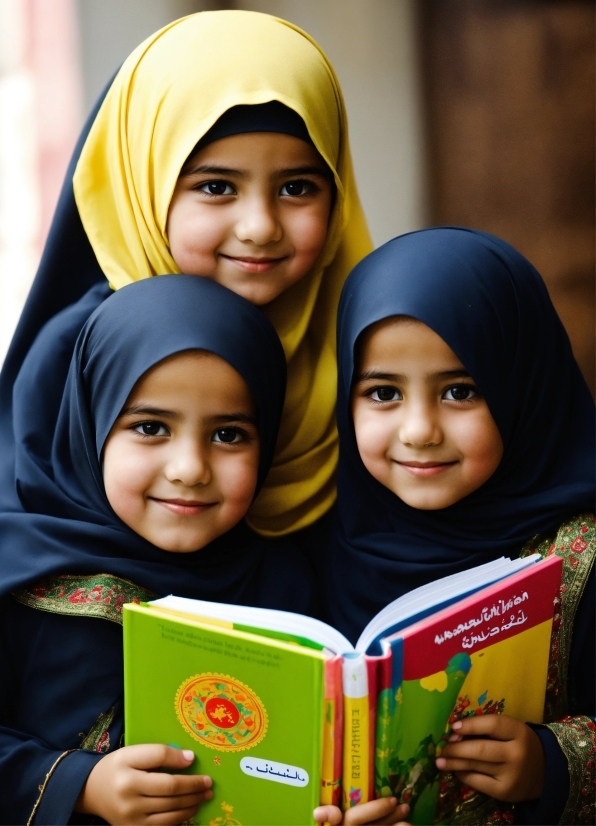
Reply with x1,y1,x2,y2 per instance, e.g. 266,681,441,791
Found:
371,386,401,402
200,181,234,196
444,385,477,401
134,421,169,436
213,428,242,444
281,180,312,197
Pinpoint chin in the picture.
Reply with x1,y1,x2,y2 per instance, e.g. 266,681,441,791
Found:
150,533,212,553
395,491,457,511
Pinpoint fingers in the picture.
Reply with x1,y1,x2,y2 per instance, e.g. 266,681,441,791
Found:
313,800,410,826
451,770,502,799
342,797,396,824
136,768,212,798
450,715,520,740
313,804,344,825
144,804,205,826
135,789,214,815
438,737,508,768
124,743,198,772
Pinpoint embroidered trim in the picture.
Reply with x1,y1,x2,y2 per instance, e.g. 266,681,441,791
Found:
27,750,76,826
548,716,596,825
80,706,115,753
12,573,156,625
521,513,596,719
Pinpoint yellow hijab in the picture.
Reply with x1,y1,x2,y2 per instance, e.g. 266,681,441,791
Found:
73,10,372,536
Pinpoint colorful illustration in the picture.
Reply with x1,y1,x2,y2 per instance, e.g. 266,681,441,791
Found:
175,673,267,752
348,786,362,807
208,801,242,826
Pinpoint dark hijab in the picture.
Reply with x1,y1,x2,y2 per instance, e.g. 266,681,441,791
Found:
328,227,595,643
0,275,291,604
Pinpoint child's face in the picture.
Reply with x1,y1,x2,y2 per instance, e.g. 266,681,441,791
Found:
351,317,504,510
166,132,334,306
102,351,259,552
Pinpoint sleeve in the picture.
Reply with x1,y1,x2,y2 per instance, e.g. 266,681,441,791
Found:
0,727,103,825
0,598,124,825
515,558,595,826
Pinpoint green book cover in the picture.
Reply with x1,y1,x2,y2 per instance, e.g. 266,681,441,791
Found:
123,603,327,826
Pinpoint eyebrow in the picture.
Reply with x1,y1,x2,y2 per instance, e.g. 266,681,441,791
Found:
182,163,329,179
119,405,257,427
355,369,471,383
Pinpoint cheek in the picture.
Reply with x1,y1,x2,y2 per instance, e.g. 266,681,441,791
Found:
353,410,393,473
287,207,330,261
459,415,504,484
167,204,224,268
216,452,259,517
102,444,151,522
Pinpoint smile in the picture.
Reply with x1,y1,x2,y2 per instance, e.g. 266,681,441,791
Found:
220,255,286,273
396,461,457,478
151,498,217,516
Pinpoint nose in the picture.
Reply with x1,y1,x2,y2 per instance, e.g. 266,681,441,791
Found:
398,399,442,449
234,195,282,246
165,439,211,487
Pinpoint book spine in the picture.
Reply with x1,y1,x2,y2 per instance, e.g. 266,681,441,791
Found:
320,656,343,807
366,656,380,801
342,654,369,810
373,648,394,798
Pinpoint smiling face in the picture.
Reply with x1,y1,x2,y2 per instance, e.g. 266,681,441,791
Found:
351,317,504,510
166,132,334,306
102,350,259,552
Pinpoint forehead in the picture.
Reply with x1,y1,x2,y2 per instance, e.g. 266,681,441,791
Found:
128,350,254,409
356,316,464,370
184,131,327,173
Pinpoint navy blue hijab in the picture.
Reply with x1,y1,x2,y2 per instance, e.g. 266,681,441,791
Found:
328,228,595,643
0,275,290,603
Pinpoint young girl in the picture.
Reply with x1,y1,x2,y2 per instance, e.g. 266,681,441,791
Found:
0,275,321,823
0,9,372,541
326,228,595,825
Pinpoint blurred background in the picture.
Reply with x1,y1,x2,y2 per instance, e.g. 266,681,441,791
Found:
0,0,593,392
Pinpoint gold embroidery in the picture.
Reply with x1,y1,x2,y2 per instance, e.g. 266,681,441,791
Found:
27,750,76,826
549,716,596,826
80,707,115,753
12,573,156,625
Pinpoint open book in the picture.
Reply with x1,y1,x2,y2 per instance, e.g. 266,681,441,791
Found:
123,553,561,825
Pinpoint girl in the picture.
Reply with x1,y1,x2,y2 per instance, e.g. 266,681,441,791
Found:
0,275,318,823
0,9,372,541
326,228,595,825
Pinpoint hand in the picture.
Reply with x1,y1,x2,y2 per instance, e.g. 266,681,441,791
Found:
314,798,410,825
436,715,545,802
74,744,213,825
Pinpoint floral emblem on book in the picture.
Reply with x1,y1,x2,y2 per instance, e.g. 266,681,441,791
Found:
175,673,267,752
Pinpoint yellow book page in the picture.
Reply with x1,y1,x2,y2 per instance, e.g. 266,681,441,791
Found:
458,618,553,723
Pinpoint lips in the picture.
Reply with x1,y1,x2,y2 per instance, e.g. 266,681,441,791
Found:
220,255,285,273
396,461,457,478
151,498,216,516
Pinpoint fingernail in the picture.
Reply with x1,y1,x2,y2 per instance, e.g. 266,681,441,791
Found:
436,757,446,769
205,789,214,800
401,804,410,814
452,721,462,730
182,749,194,761
202,775,213,788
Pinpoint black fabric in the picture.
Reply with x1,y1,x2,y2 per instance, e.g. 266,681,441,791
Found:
327,227,595,644
192,101,314,157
